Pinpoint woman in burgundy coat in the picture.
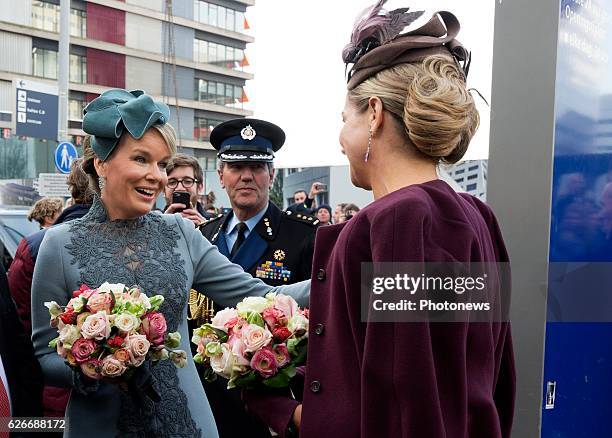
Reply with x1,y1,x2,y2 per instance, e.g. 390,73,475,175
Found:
247,3,515,437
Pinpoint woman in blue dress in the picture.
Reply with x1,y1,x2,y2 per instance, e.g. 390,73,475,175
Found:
30,89,309,437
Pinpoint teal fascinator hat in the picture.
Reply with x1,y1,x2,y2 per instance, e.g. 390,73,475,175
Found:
82,89,170,161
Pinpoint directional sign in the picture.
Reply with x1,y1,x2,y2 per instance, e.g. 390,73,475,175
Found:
37,173,70,197
54,142,78,174
13,78,58,140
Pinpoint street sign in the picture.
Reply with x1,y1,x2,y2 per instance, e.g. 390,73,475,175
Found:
13,78,58,140
54,142,78,174
37,173,70,197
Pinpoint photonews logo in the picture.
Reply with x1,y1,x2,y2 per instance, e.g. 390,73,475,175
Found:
362,262,510,323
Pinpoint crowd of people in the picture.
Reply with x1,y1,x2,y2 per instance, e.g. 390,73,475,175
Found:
0,3,515,438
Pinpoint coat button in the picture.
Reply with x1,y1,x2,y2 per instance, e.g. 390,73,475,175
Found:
310,380,321,393
316,269,326,281
314,323,325,335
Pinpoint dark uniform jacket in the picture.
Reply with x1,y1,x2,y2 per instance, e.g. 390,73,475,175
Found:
246,180,515,438
196,201,317,438
199,201,317,285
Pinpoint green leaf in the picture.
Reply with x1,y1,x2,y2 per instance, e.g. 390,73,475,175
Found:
48,337,58,349
230,370,258,389
281,365,297,379
262,372,290,388
246,311,265,328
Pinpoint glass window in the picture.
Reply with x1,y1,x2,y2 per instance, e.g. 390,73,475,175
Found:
218,6,226,29
235,11,244,32
466,183,477,191
32,49,43,77
225,83,233,105
208,44,217,65
209,4,217,27
200,1,208,24
226,9,235,31
70,9,86,38
467,174,478,180
193,0,199,22
44,50,57,79
69,54,86,83
468,165,479,171
68,99,85,120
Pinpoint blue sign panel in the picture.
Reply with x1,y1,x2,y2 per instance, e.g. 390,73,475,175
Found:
54,142,78,174
14,79,58,141
542,0,612,436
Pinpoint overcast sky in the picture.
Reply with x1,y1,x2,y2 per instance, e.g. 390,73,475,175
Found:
243,1,495,168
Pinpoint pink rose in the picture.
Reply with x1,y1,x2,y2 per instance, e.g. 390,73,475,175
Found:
125,334,150,366
80,312,111,341
140,312,167,346
211,308,238,331
274,294,298,320
80,359,102,380
227,336,250,371
101,356,127,378
226,317,247,336
262,307,286,330
241,324,272,353
273,344,291,368
250,348,278,378
113,348,130,363
71,338,97,364
86,292,113,313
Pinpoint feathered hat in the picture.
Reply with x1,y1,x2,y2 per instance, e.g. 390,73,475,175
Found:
343,1,470,89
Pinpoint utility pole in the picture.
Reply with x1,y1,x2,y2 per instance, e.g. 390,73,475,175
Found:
57,0,70,142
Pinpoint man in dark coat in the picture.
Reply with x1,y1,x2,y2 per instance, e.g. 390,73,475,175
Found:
195,118,318,438
0,263,44,430
8,158,93,419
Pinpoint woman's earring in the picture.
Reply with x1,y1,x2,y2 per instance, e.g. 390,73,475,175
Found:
364,129,372,162
98,176,106,192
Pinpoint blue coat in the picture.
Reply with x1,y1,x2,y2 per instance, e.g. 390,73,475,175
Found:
30,198,309,437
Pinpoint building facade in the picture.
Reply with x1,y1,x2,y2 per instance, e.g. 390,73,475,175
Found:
0,0,253,202
446,159,488,201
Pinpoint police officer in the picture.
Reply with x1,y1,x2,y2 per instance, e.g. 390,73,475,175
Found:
195,118,317,438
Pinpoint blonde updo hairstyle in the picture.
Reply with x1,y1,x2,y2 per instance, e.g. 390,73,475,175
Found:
82,123,178,194
348,54,479,164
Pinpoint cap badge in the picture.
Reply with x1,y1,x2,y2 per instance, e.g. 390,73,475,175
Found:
241,125,256,140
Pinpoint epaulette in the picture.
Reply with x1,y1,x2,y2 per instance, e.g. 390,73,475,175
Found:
284,210,320,226
198,213,224,229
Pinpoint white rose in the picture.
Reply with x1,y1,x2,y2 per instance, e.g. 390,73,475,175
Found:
58,324,80,348
211,308,238,331
288,314,309,337
114,313,140,334
68,296,85,313
210,344,233,379
128,289,151,311
236,297,269,316
44,301,62,317
98,282,126,299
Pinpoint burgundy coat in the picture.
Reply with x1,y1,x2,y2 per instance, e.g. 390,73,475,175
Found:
248,180,515,438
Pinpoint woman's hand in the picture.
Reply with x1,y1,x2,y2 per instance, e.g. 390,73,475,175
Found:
292,404,302,431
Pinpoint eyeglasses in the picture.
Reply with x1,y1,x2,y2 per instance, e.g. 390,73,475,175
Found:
167,177,198,189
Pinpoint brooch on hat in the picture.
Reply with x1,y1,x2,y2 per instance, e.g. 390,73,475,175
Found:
241,125,257,140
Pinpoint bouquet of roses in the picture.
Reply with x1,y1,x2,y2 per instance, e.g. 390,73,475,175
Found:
44,282,187,386
192,293,308,390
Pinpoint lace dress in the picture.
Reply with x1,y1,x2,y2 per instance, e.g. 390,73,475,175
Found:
31,198,309,437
